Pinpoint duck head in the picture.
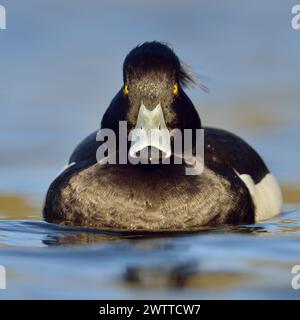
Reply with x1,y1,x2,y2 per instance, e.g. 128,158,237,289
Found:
101,41,201,163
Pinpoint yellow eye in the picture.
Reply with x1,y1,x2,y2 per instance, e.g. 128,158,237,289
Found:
123,85,129,95
173,83,178,95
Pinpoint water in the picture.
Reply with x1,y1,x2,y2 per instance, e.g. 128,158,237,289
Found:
0,209,300,299
0,1,300,299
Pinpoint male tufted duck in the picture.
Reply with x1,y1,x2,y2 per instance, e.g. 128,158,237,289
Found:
43,42,282,231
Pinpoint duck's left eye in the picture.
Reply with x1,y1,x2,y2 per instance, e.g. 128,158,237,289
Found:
173,83,178,95
123,85,129,95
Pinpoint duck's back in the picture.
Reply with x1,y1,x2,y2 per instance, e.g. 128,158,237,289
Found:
204,127,282,221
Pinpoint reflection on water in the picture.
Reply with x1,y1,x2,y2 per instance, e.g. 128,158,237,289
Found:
0,208,300,299
124,259,200,289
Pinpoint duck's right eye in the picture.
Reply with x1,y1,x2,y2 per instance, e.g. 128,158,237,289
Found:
173,83,178,95
123,85,129,95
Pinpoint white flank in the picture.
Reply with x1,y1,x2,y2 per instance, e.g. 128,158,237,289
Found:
235,171,283,221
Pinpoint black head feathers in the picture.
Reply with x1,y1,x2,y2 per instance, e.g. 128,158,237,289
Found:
123,41,196,88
